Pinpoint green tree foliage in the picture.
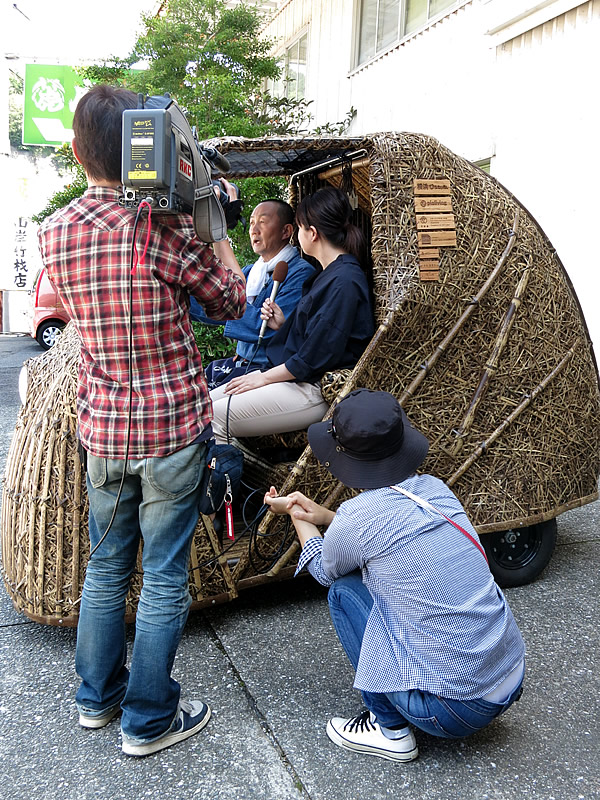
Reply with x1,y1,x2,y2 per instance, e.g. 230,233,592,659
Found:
247,94,356,138
32,144,88,223
191,320,236,363
81,0,280,139
32,0,356,358
34,0,354,236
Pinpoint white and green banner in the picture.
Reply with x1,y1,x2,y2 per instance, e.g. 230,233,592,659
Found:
22,64,86,146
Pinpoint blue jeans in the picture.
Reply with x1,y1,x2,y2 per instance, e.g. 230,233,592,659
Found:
327,572,523,739
75,442,206,742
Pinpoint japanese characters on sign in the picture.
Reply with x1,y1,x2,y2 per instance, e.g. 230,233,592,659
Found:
413,178,457,282
14,217,29,289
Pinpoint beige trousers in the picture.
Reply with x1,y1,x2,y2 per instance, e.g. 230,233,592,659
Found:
210,380,328,444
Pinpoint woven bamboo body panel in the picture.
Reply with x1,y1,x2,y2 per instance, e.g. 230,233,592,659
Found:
0,326,241,623
2,132,599,624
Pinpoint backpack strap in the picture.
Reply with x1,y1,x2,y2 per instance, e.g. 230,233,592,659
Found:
390,485,489,565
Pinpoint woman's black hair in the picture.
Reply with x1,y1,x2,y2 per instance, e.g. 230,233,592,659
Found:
296,186,367,264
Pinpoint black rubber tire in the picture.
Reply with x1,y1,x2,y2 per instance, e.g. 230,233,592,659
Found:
36,319,66,350
481,518,557,588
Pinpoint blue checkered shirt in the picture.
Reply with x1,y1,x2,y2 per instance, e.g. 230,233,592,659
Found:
296,474,525,698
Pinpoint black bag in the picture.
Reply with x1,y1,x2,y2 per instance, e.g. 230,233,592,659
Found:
198,440,244,516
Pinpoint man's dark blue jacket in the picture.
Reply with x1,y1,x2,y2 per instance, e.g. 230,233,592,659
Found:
190,250,315,368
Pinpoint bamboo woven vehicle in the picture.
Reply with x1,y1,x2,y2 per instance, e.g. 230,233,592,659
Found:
3,132,600,626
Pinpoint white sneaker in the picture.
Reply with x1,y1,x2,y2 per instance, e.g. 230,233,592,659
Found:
326,710,418,762
78,702,121,729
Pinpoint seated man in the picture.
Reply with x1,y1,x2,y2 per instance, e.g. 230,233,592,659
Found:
191,199,315,387
265,389,525,763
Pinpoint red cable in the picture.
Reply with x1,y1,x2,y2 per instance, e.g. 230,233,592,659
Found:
131,201,153,275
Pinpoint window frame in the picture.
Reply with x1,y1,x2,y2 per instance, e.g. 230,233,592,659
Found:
352,0,464,70
269,28,309,101
473,157,493,175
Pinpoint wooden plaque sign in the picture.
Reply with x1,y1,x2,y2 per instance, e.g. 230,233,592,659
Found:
418,248,440,261
414,177,455,282
416,213,456,231
414,196,453,213
420,270,440,281
413,179,451,195
418,230,457,248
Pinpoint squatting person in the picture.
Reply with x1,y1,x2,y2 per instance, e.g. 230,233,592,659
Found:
265,388,525,762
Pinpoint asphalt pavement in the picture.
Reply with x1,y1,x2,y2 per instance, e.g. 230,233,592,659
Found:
0,333,598,800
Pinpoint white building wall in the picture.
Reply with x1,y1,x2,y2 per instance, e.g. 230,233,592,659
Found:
267,0,355,127
263,0,600,350
346,2,493,161
491,2,600,352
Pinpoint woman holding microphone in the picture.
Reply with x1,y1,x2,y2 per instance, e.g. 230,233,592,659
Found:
210,186,374,443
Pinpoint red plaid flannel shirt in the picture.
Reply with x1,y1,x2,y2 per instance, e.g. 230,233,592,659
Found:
39,187,246,459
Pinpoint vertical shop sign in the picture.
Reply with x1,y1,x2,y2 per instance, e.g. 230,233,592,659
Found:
14,217,29,288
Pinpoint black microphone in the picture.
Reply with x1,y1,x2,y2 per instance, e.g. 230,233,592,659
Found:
202,146,231,174
257,260,289,345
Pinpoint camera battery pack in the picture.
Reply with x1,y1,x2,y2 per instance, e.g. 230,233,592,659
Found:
122,108,171,191
120,95,227,242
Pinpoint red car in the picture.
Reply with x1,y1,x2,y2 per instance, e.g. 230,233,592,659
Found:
30,268,70,350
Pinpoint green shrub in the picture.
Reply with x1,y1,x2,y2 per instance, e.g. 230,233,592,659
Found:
32,167,88,224
192,320,236,365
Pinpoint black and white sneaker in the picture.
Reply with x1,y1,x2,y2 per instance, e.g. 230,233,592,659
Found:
121,700,211,757
326,710,418,762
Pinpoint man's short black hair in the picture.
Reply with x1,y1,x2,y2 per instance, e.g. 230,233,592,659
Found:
260,198,295,228
73,85,138,183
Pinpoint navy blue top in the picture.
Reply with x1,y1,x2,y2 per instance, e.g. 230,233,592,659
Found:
266,253,374,383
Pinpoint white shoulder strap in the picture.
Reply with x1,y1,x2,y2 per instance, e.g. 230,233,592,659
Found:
390,485,489,563
390,484,438,514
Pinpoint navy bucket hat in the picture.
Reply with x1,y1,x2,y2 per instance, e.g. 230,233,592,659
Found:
307,389,429,489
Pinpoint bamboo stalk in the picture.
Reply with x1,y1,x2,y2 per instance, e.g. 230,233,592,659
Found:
453,256,532,446
26,416,50,614
399,211,520,406
35,417,56,615
55,418,69,615
318,157,370,180
70,444,83,607
266,540,300,577
447,342,577,486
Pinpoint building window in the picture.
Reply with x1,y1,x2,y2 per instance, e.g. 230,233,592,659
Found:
271,32,308,100
357,0,455,66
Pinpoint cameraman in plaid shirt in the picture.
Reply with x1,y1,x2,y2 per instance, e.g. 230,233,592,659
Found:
38,85,246,757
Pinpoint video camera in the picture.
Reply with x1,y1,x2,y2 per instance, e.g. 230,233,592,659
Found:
121,94,243,242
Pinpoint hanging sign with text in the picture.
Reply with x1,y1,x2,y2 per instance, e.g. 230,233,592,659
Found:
413,178,457,282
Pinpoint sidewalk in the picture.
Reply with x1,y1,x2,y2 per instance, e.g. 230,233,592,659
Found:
1,334,598,800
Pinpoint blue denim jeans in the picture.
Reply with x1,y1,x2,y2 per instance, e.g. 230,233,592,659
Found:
327,572,524,739
75,442,206,742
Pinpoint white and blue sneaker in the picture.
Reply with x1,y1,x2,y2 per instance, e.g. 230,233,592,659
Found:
121,700,211,757
326,710,418,762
